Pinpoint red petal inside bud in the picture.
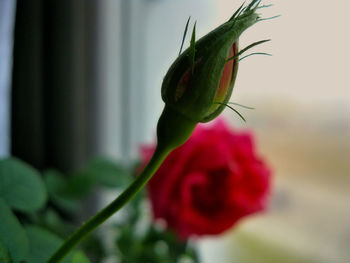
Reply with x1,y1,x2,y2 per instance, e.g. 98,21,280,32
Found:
215,42,237,102
205,42,238,118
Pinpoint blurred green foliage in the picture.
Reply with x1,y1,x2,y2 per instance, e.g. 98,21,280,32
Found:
0,157,199,263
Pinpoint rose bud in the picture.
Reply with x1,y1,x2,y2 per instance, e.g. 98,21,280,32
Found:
156,0,270,151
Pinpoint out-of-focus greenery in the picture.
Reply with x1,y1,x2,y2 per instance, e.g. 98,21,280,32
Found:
0,157,199,263
113,186,198,263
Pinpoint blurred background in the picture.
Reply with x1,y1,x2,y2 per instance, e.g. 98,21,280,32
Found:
1,0,349,262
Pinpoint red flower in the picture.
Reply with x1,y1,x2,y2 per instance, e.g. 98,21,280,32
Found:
140,119,271,239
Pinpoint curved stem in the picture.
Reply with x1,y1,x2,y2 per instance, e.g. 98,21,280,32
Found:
47,144,171,263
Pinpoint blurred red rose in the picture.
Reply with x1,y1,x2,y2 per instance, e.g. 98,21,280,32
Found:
140,119,271,239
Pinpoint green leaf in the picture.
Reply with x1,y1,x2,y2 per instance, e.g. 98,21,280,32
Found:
84,157,130,188
44,170,80,212
32,209,73,239
0,158,47,212
24,226,71,263
0,239,11,263
60,173,93,199
0,198,29,263
69,251,90,263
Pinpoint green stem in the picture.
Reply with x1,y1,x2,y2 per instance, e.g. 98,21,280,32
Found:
48,106,197,263
47,144,171,263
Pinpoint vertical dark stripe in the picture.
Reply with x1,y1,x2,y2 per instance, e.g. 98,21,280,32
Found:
11,0,45,169
12,0,99,171
43,0,91,171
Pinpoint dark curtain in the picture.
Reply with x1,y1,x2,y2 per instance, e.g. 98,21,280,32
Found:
11,0,100,171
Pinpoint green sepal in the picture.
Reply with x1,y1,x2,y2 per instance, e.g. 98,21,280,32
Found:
156,106,197,151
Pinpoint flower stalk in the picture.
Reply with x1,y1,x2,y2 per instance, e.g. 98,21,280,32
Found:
47,143,171,263
48,108,197,263
47,1,270,262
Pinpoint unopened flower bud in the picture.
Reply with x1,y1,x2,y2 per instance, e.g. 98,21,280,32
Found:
157,0,268,150
162,2,261,122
